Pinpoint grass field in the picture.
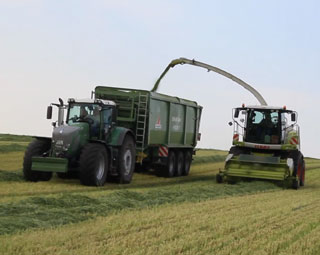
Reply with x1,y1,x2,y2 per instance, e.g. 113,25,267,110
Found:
0,134,319,254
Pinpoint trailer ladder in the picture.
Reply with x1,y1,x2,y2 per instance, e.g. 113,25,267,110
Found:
135,93,148,154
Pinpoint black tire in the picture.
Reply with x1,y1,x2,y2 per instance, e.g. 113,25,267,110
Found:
216,173,223,183
182,150,192,176
175,151,184,176
79,143,108,186
300,160,305,187
118,135,136,184
23,139,53,182
165,150,175,177
290,151,304,189
292,179,299,190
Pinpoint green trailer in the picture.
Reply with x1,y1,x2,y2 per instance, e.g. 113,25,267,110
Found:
23,86,202,186
94,86,202,177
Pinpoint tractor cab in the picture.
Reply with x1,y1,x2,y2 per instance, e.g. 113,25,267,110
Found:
231,105,300,150
66,98,116,139
47,98,116,141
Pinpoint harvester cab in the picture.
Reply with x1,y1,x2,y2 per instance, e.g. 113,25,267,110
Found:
217,105,305,189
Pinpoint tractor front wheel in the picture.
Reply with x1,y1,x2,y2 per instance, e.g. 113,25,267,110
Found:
79,143,108,186
23,139,52,182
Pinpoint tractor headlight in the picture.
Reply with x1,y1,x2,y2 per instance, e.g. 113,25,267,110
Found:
63,144,70,151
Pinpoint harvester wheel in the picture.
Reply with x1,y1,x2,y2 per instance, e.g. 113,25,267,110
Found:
118,135,136,184
182,150,192,176
166,151,176,177
23,139,53,182
300,160,305,187
292,179,299,190
175,151,184,176
216,174,223,183
79,143,108,186
291,152,304,189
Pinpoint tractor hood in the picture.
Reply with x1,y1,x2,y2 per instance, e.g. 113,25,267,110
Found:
52,123,89,158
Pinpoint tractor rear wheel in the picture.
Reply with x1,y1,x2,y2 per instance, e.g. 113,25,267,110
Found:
79,143,108,186
23,139,53,182
118,135,136,184
175,151,184,176
182,150,192,176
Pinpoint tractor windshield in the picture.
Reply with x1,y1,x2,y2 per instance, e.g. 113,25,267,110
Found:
245,109,281,144
67,103,101,124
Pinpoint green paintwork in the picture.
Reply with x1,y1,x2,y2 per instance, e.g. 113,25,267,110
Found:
108,126,129,146
32,157,68,173
95,86,202,149
219,153,292,181
65,123,89,158
31,85,202,175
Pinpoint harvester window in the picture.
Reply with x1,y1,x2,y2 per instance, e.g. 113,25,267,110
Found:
246,110,281,144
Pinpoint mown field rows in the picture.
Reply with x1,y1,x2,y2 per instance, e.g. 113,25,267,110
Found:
0,134,319,254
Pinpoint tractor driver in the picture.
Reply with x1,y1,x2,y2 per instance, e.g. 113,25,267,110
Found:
86,107,101,137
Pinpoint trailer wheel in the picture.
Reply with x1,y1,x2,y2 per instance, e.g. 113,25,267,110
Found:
166,151,176,177
79,143,108,186
182,150,192,176
175,151,184,176
118,135,136,184
23,139,52,182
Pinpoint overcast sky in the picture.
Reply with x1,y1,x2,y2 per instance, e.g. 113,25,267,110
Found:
0,0,319,158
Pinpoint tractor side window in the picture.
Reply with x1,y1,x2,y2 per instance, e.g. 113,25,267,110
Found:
67,105,81,124
103,108,113,126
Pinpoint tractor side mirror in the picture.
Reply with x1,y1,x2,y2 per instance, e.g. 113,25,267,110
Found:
47,106,53,119
291,113,296,122
228,122,233,126
234,109,240,118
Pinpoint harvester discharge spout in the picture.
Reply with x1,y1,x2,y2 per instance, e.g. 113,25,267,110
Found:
151,57,268,106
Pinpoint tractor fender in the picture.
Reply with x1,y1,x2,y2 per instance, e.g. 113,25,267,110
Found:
108,127,135,147
32,136,52,143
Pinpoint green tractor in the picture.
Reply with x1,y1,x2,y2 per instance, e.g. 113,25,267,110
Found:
23,97,136,186
216,105,305,189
